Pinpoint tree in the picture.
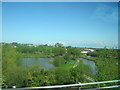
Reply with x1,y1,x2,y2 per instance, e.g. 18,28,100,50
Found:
55,43,63,47
53,47,65,56
2,44,18,74
70,60,92,83
55,68,71,84
64,53,71,61
96,47,118,81
66,47,80,60
11,42,18,46
2,44,23,88
53,56,65,67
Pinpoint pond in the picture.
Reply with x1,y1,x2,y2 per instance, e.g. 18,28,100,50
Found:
78,58,97,75
21,58,55,70
20,57,97,75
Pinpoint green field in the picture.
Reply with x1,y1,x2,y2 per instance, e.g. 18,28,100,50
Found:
55,60,77,70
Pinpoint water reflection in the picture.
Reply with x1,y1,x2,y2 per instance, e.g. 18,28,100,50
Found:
22,58,55,70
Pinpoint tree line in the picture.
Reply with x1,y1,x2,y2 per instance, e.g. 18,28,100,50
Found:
2,43,92,88
2,43,119,89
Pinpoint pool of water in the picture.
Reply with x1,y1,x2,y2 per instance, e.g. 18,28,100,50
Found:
21,58,55,70
78,58,97,75
20,57,97,75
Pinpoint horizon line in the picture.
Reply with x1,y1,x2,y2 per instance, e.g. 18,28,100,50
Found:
1,41,118,49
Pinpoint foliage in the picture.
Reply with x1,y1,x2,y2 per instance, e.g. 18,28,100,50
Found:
96,47,118,81
64,53,71,61
2,44,18,74
66,47,81,60
4,67,27,88
2,43,119,89
16,44,54,57
55,60,75,71
55,68,71,84
87,51,99,57
53,56,65,67
2,65,56,88
23,67,56,87
53,47,66,56
70,60,93,83
55,43,63,47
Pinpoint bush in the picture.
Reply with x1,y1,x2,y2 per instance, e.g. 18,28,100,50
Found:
53,56,65,67
55,68,71,84
70,61,93,83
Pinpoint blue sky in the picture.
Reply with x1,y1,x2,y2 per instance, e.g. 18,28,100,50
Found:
2,2,118,48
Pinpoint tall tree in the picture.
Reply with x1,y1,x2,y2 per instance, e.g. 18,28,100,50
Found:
53,56,65,67
55,43,63,47
2,44,18,74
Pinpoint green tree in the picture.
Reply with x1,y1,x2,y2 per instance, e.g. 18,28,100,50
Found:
96,47,118,81
64,53,71,61
2,44,18,74
66,47,80,60
53,56,65,67
55,68,71,84
53,47,65,56
55,43,63,47
2,44,21,88
70,60,92,83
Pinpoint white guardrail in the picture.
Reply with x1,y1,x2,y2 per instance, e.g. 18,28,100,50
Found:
1,80,120,90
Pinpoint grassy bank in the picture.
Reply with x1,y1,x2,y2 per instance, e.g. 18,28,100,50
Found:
55,60,77,71
80,54,97,63
19,53,52,58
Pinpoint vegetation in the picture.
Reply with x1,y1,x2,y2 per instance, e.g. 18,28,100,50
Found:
96,47,118,81
1,42,119,89
70,60,93,83
53,56,65,67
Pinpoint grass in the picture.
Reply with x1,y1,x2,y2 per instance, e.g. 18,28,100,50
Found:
55,60,77,71
48,60,54,64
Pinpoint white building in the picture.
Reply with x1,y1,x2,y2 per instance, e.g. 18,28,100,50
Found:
81,49,95,54
84,49,94,52
81,51,89,54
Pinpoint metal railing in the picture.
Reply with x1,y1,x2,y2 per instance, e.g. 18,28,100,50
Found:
1,80,120,90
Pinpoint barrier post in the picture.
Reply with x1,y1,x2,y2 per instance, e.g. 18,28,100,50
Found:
78,82,81,90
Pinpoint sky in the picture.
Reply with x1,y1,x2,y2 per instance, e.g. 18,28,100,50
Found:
2,2,118,48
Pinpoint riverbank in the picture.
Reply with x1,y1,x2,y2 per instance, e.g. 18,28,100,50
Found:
55,60,77,71
80,54,97,63
73,60,80,68
20,53,53,58
20,53,98,75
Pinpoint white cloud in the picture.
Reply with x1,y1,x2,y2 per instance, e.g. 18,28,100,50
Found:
33,40,117,48
37,41,67,45
66,40,118,48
